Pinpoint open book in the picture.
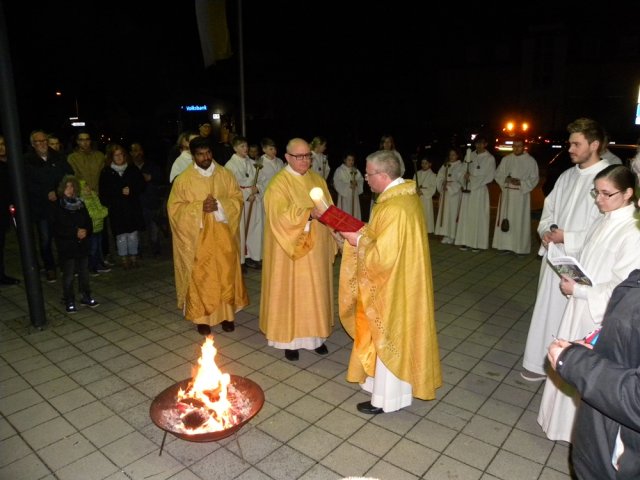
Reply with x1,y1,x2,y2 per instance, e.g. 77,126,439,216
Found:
546,242,594,286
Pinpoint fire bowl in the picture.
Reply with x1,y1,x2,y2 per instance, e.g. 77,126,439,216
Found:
149,375,264,442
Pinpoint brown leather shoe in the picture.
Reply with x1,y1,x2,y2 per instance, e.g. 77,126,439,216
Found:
221,320,235,332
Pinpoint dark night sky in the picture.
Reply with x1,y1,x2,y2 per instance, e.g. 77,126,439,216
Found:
3,1,637,160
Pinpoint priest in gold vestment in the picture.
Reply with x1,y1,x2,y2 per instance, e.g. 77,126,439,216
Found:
339,149,442,414
260,138,338,362
168,137,248,335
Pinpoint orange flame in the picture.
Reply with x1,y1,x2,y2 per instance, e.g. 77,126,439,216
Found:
176,335,233,432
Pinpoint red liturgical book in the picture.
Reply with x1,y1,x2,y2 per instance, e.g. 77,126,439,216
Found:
318,205,365,232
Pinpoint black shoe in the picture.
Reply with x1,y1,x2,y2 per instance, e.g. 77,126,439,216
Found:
197,324,211,335
80,297,99,308
0,275,20,285
356,401,383,415
245,258,262,270
65,302,78,314
314,344,329,355
284,349,299,361
221,320,235,332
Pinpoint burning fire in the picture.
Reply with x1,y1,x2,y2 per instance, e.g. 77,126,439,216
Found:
176,335,236,433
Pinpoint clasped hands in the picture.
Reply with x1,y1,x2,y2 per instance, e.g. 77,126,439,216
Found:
203,194,218,212
505,176,521,187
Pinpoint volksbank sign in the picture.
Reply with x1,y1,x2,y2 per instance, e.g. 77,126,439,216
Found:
182,105,208,111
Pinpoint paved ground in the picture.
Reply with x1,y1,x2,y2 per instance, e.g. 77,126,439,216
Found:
0,229,573,480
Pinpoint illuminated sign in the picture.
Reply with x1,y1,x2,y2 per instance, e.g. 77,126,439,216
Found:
182,105,208,111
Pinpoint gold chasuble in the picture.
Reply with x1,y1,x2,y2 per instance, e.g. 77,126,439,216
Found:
260,169,338,343
339,180,442,400
168,163,248,326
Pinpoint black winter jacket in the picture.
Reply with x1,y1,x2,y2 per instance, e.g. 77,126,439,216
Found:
558,269,640,479
50,197,92,260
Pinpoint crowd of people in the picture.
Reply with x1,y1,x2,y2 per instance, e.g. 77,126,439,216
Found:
1,116,640,479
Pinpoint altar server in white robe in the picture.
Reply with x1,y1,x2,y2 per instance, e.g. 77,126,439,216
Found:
225,136,263,268
521,118,610,381
538,164,640,441
415,156,437,233
333,152,364,219
454,136,495,251
257,137,285,190
492,138,540,255
435,148,464,243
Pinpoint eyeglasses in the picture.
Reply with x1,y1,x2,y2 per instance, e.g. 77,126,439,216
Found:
364,171,383,179
590,188,621,199
287,152,312,161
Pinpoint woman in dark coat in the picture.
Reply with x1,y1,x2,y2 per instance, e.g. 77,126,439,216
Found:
99,144,145,269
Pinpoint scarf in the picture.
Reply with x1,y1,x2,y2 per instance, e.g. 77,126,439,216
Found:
61,196,85,211
111,162,128,176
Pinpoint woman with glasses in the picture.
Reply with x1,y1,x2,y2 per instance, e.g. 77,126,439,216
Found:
538,164,640,443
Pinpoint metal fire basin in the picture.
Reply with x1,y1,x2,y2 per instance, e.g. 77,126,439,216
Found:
149,375,264,448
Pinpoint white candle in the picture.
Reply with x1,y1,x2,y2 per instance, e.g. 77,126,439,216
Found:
309,187,329,213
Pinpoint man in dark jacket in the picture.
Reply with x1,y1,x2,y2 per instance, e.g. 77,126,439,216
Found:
24,130,73,282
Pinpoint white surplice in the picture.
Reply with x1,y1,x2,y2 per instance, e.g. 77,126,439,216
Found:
538,203,640,441
454,150,496,249
333,164,364,219
415,169,437,233
491,152,539,254
522,160,609,375
434,160,464,240
311,152,330,180
225,153,264,262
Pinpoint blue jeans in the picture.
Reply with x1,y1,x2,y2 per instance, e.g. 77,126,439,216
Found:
115,231,139,257
88,232,104,270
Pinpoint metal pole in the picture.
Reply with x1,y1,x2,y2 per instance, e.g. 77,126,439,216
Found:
0,0,48,329
237,0,246,137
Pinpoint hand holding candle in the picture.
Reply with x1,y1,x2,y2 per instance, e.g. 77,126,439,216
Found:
309,187,330,215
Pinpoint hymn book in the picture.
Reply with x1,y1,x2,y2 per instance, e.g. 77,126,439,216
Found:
546,242,594,286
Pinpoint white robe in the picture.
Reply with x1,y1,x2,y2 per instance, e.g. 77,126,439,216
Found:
333,164,364,219
311,152,330,180
258,154,284,189
416,169,437,233
434,160,464,239
169,150,193,183
454,150,496,249
538,203,640,441
522,160,609,375
225,154,264,262
491,152,539,254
